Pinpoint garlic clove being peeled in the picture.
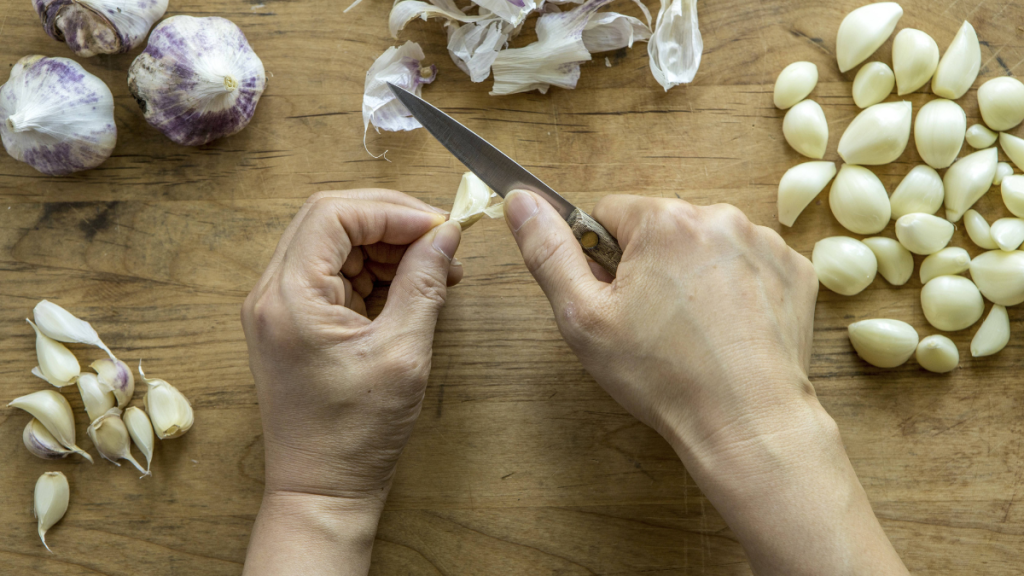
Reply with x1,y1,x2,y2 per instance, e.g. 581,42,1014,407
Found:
140,363,195,439
978,77,1024,132
889,165,944,219
835,3,903,73
966,124,998,149
777,161,836,227
34,0,168,57
931,21,981,100
920,247,970,284
1002,175,1024,217
964,209,999,250
27,319,79,388
773,61,818,110
829,164,890,234
91,358,135,408
916,334,959,373
33,300,113,360
863,237,913,286
852,62,894,109
970,250,1024,306
9,390,93,463
23,418,75,460
812,236,878,296
87,408,150,477
123,407,155,474
914,99,966,170
944,147,999,222
128,16,267,147
921,275,985,331
995,162,1014,186
990,218,1024,251
34,471,69,552
895,213,954,255
451,172,503,229
77,372,115,423
838,101,912,165
971,304,1010,357
783,100,828,159
1001,132,1024,173
848,319,919,368
892,28,939,95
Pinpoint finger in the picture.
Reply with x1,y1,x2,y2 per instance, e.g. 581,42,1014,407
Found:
365,261,399,282
341,275,354,307
350,269,374,298
591,195,700,252
351,292,368,318
587,260,614,283
447,258,464,287
363,242,408,265
341,246,365,278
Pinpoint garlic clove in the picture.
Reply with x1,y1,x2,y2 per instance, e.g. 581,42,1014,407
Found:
123,407,155,474
921,275,985,331
978,77,1024,132
848,319,918,368
835,2,903,73
990,218,1024,251
27,319,79,388
140,363,195,439
964,209,999,250
829,164,891,234
916,334,959,373
971,304,1010,357
862,237,913,286
943,147,999,222
9,390,93,463
966,124,998,149
889,165,944,219
895,213,954,255
87,408,150,477
995,162,1014,186
1001,132,1024,173
77,372,115,423
451,172,502,229
773,62,818,110
34,0,168,57
777,161,836,227
782,100,828,159
970,250,1024,306
23,418,75,460
914,99,966,170
34,471,69,552
91,358,135,408
931,21,981,100
33,300,113,360
838,101,912,165
892,28,939,95
920,247,971,284
852,62,894,109
1002,175,1024,217
812,236,878,296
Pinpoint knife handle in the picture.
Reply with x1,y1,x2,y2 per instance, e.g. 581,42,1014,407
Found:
568,208,622,278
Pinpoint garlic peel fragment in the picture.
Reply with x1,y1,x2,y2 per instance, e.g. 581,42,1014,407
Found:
863,237,913,286
944,147,999,222
848,319,918,368
895,213,954,255
966,124,998,149
783,100,828,159
920,247,970,284
23,419,74,460
777,161,836,227
812,236,877,296
916,335,959,373
852,62,894,109
921,275,984,332
978,77,1024,132
829,164,890,235
969,250,1024,306
892,28,939,95
9,390,93,463
27,319,79,388
838,101,912,166
33,300,113,360
835,3,903,73
448,16,514,83
361,41,437,157
931,21,980,100
34,0,168,57
123,407,155,474
773,62,818,110
582,12,651,53
140,363,195,440
914,99,966,170
34,471,69,552
964,209,999,250
971,304,1010,357
889,165,943,219
648,0,702,91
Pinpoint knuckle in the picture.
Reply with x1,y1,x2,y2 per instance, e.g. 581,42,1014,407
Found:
402,269,447,308
383,350,432,384
558,300,609,344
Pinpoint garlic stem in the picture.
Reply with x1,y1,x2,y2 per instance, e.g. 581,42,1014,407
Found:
916,334,959,373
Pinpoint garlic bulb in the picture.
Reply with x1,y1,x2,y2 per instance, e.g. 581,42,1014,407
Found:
852,62,894,109
123,407,155,474
835,3,903,73
966,124,998,149
812,236,878,296
91,358,135,408
895,213,954,255
77,372,115,422
916,335,959,373
921,275,984,331
9,390,93,462
995,162,1014,186
451,172,503,229
837,101,912,165
0,55,116,175
87,408,150,476
140,364,195,439
943,147,998,222
892,28,939,95
34,0,168,57
970,250,1024,306
33,300,113,359
773,62,818,110
964,209,999,250
863,237,913,286
920,247,970,284
977,77,1024,132
128,16,267,147
829,165,890,235
889,165,943,219
27,319,79,388
23,418,75,460
914,99,966,170
971,304,1010,357
34,472,69,552
1002,175,1024,217
931,21,980,100
783,100,828,159
848,319,918,368
990,218,1024,251
777,161,836,227
1001,132,1024,172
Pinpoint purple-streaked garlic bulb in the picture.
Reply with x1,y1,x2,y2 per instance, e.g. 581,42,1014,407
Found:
0,55,116,175
127,15,267,147
33,0,168,57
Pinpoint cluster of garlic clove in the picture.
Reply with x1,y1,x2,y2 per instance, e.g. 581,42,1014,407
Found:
10,390,93,462
34,0,168,57
88,408,150,477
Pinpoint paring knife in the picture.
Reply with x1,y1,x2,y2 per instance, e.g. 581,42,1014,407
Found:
387,82,623,277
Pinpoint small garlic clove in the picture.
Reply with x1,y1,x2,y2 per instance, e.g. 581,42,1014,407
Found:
966,124,998,149
34,0,168,57
852,62,894,109
1001,132,1024,172
835,2,903,73
77,372,115,423
777,161,836,226
33,300,113,360
921,275,985,332
895,213,954,255
838,101,912,165
23,418,74,460
812,236,878,296
964,209,999,250
34,471,69,552
782,100,828,159
994,162,1014,186
9,390,93,463
773,61,818,110
914,99,966,170
920,247,971,284
829,164,891,234
140,363,195,440
889,165,944,219
123,407,155,474
931,21,981,100
863,237,913,286
848,319,919,368
87,408,150,477
892,28,939,96
451,172,501,229
978,77,1024,132
91,358,135,408
990,218,1024,251
970,250,1024,306
944,147,999,222
971,304,1010,357
916,334,959,373
1002,175,1024,217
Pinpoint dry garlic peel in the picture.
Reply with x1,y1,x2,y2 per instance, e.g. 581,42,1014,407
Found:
848,319,918,368
773,62,818,110
140,364,195,439
852,62,894,109
892,28,939,95
921,275,984,332
837,101,912,166
34,300,113,359
582,12,651,54
123,407,155,474
835,2,903,73
889,165,943,219
863,237,913,286
970,250,1024,306
34,472,69,552
944,147,998,222
978,77,1024,132
829,164,891,235
91,358,135,408
1002,175,1024,217
451,172,503,229
971,304,1010,357
964,209,999,250
991,218,1024,251
9,390,93,463
783,100,828,159
931,21,981,100
1002,133,1024,173
895,213,954,255
87,408,150,476
916,334,959,373
966,124,998,149
77,372,115,423
812,236,878,296
995,163,1014,186
648,0,702,91
920,247,970,284
777,161,836,227
23,419,75,460
448,16,515,83
27,319,80,388
914,99,966,170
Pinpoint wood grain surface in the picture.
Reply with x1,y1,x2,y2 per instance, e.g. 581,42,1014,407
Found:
1,0,1022,574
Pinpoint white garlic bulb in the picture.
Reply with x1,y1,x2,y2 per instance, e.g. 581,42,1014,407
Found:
990,218,1024,251
837,101,912,165
34,0,168,57
129,16,267,146
848,319,919,368
9,390,93,462
23,418,75,460
451,172,503,229
1002,175,1024,217
889,165,944,219
783,100,828,159
91,358,135,408
0,55,115,175
970,250,1024,306
931,21,981,100
33,300,113,360
921,275,984,331
977,77,1024,132
914,99,966,170
852,62,894,109
88,408,150,476
892,28,939,96
27,319,79,388
920,247,970,284
773,62,818,110
964,209,999,250
123,407,155,474
140,364,195,439
863,237,913,286
1001,132,1024,172
944,147,999,222
77,372,115,422
966,124,998,149
34,471,69,552
812,236,878,296
895,213,954,255
971,304,1010,358
995,162,1014,186
916,335,959,373
777,161,836,227
829,164,890,235
835,3,903,73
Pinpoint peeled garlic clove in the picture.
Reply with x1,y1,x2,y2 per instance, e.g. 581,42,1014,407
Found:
91,358,135,408
829,164,890,234
964,209,999,250
914,99,966,170
848,319,919,368
451,172,502,229
889,165,944,219
123,407,155,474
1002,175,1024,217
971,304,1010,357
140,364,195,439
23,419,74,460
782,100,828,159
9,390,93,463
944,147,999,222
35,0,168,57
1001,132,1024,172
812,236,878,296
990,218,1024,251
921,275,985,331
916,335,959,373
838,101,912,165
852,62,894,109
892,28,939,95
33,300,113,359
920,247,970,284
27,319,79,388
931,21,981,100
777,161,836,227
978,77,1024,132
862,237,913,286
966,124,998,149
87,408,150,477
970,249,1024,305
77,372,115,423
835,2,903,73
995,162,1014,186
34,471,69,552
895,213,954,255
773,62,818,110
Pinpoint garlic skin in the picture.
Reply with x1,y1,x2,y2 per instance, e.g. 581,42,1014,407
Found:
966,124,998,149
23,418,75,460
971,304,1010,357
837,101,912,165
829,164,890,235
835,3,903,73
943,147,999,222
995,162,1014,186
91,358,135,408
812,237,878,296
128,16,267,147
451,172,502,229
892,28,939,96
33,300,113,360
88,408,150,477
34,471,69,552
895,213,954,255
362,41,437,155
1001,132,1024,172
889,165,944,219
27,319,80,388
964,209,999,250
0,55,116,175
970,250,1024,306
863,237,913,286
140,364,195,439
852,62,894,109
1002,175,1024,217
77,372,115,422
977,77,1024,132
848,319,918,368
777,161,836,227
782,100,828,159
921,275,984,331
34,0,168,57
647,0,702,91
773,62,818,110
931,21,980,100
9,390,93,463
920,247,970,284
123,406,155,474
990,218,1024,251
914,99,966,170
916,335,959,373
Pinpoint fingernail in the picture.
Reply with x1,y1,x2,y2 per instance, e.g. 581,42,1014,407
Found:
451,257,462,267
432,220,461,261
505,190,538,232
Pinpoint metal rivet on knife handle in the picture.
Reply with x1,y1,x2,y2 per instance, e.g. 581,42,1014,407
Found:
568,209,622,278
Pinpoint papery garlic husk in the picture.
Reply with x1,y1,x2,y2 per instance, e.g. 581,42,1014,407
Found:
995,162,1014,186
447,16,514,83
783,100,827,159
140,364,195,439
863,237,913,286
389,0,487,39
777,161,836,227
971,304,1010,357
889,165,944,219
23,418,75,460
970,250,1024,305
1002,175,1024,217
812,236,878,296
848,318,918,368
87,408,150,476
123,406,155,474
990,218,1024,251
892,28,939,95
27,319,79,388
451,172,504,229
0,55,116,176
920,247,970,284
829,164,890,235
361,41,437,156
914,99,966,170
9,390,93,463
964,209,999,250
34,0,168,57
916,334,959,373
978,77,1024,132
1001,132,1024,173
34,471,69,552
91,357,135,408
838,101,912,165
921,275,984,331
77,372,115,422
931,21,980,100
944,147,999,222
33,300,113,359
852,62,894,109
647,0,702,91
472,0,539,27
835,2,903,73
128,16,267,147
582,12,651,53
895,213,954,255
966,124,998,149
773,61,818,110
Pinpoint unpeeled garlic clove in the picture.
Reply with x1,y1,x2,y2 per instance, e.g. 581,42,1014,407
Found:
451,172,502,229
964,209,999,250
892,28,939,95
895,213,953,255
921,275,985,331
863,237,913,286
931,21,981,100
773,62,818,110
914,99,966,170
944,147,999,222
34,471,69,552
34,0,168,57
123,407,155,474
838,101,912,165
23,418,75,460
970,250,1024,305
848,319,919,368
27,319,79,388
920,247,970,284
33,300,113,360
77,372,115,423
777,161,836,227
783,100,828,159
91,358,135,408
1003,175,1024,217
829,164,891,234
971,304,1010,357
852,62,894,108
889,165,944,219
140,364,195,439
1001,132,1024,172
835,2,903,73
9,390,93,463
990,218,1024,251
995,162,1014,186
966,124,998,149
916,334,959,373
812,236,878,296
978,77,1024,132
87,408,150,477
